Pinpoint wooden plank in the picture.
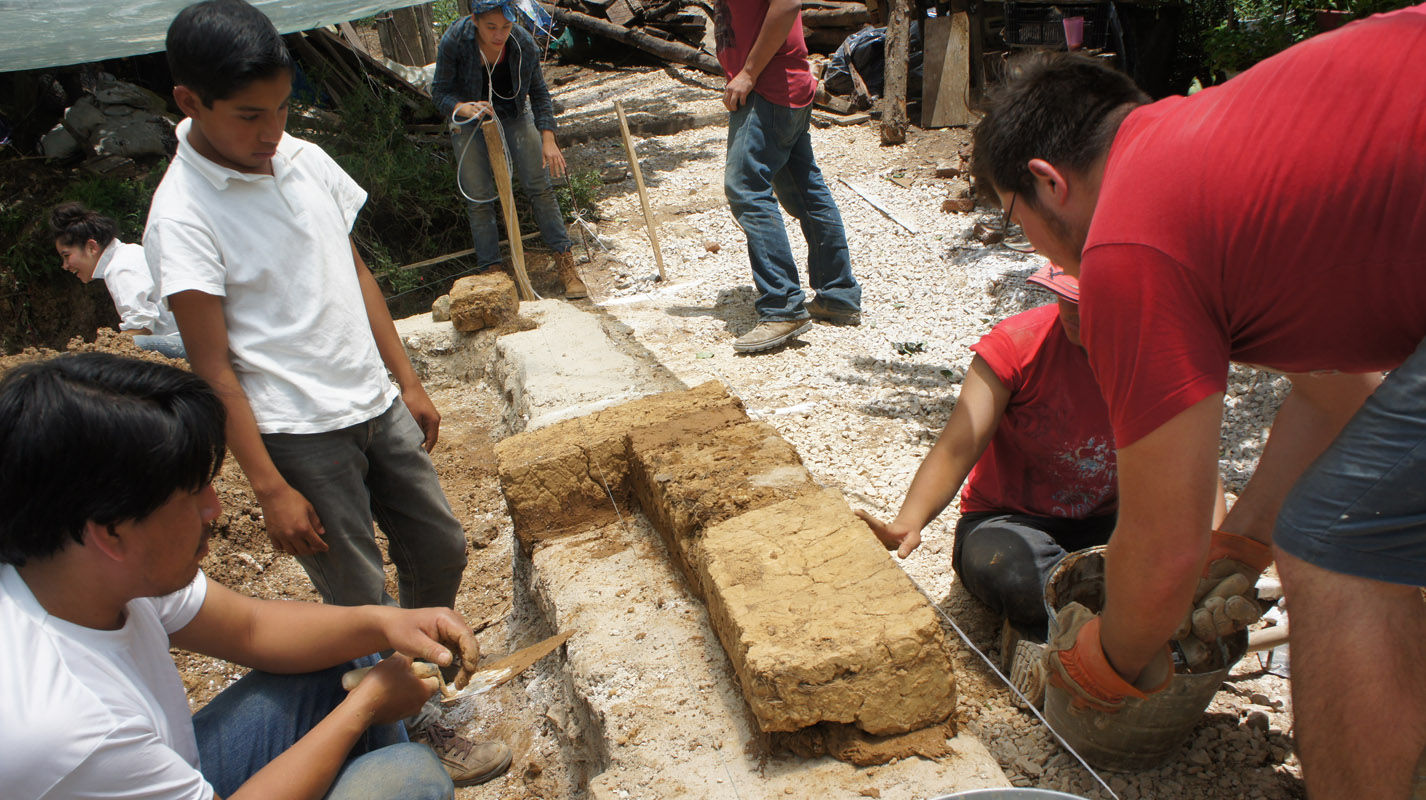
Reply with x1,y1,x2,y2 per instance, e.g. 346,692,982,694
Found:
482,119,538,301
921,13,974,128
337,22,367,55
838,177,919,234
614,100,667,281
607,0,643,25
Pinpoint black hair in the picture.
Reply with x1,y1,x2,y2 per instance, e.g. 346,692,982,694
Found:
49,202,118,249
0,353,227,566
972,52,1149,209
166,0,294,106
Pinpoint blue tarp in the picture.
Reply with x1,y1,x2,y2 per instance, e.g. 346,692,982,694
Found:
0,0,422,73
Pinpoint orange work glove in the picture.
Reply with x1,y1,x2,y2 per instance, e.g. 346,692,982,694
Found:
1174,530,1274,644
1045,602,1173,713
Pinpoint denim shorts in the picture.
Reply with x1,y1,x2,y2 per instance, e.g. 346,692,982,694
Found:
1275,336,1426,587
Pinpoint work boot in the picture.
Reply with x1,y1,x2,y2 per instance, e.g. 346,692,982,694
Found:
733,319,812,353
409,715,512,786
806,296,861,326
999,619,1047,710
554,251,588,299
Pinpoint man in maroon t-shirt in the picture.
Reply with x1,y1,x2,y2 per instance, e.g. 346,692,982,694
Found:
714,0,861,353
971,7,1426,796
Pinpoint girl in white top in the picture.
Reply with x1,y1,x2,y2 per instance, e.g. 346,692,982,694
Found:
50,202,185,358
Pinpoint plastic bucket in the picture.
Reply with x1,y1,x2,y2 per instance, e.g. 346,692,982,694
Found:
1041,547,1248,771
1062,16,1086,49
930,790,1090,799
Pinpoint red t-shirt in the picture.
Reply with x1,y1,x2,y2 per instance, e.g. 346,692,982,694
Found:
961,304,1118,519
713,0,817,108
1080,6,1426,447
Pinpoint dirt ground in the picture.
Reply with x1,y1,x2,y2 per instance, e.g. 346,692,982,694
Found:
2,62,1303,800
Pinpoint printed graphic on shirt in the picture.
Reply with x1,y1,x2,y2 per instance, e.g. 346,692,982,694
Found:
1052,435,1116,517
714,1,734,51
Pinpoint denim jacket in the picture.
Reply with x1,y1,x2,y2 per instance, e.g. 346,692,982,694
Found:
431,19,556,131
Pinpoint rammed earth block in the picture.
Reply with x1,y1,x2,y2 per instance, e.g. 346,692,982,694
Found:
494,381,748,549
449,272,518,332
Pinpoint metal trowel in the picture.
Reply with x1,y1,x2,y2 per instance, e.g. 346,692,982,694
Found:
341,630,573,703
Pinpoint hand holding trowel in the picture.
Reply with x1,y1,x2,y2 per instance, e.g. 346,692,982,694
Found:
342,630,573,703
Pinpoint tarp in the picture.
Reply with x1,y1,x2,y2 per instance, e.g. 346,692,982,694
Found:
0,0,425,73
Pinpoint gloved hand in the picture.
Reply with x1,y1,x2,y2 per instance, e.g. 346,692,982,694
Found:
1045,601,1173,713
1174,530,1273,644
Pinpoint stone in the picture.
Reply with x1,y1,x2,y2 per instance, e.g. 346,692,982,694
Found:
933,162,962,178
629,419,816,570
93,80,168,113
494,381,748,550
63,96,106,141
449,272,518,332
941,195,975,213
41,124,80,160
431,294,452,323
694,489,957,735
94,117,176,158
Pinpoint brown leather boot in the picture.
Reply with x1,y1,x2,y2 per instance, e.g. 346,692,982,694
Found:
554,251,588,299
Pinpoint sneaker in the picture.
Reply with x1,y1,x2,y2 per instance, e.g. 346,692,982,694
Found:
733,319,812,353
999,619,1047,710
410,717,512,786
806,297,862,326
554,251,588,299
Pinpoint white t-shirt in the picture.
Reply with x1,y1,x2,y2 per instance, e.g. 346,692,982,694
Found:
93,240,179,336
144,118,398,434
0,566,213,800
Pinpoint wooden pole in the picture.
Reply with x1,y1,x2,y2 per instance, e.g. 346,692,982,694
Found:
880,0,911,145
482,119,537,300
614,100,668,281
547,6,723,75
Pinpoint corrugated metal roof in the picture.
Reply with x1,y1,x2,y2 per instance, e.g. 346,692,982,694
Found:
0,0,421,72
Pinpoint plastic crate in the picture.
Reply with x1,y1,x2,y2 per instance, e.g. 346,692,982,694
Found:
1003,2,1113,50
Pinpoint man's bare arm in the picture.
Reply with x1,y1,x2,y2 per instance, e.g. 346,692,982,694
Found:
723,0,802,111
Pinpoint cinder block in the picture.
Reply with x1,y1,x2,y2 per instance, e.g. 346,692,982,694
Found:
628,420,816,578
494,381,747,549
449,272,518,332
696,489,958,735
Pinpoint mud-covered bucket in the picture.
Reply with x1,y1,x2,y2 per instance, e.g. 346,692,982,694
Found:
930,789,1090,799
1042,547,1247,772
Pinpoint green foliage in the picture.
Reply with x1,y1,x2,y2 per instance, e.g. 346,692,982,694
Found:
554,168,601,223
1200,0,1417,78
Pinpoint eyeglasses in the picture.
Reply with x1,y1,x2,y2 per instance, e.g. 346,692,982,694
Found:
1001,191,1017,232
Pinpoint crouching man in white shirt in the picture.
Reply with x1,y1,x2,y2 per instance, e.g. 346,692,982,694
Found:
0,353,480,800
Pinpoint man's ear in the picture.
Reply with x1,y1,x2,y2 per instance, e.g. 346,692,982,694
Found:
1027,158,1071,208
173,85,202,119
84,520,127,563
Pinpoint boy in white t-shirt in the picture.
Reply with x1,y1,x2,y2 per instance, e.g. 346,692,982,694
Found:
145,2,506,784
0,353,491,800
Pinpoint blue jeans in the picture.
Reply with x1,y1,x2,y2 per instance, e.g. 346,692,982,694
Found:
724,93,861,322
194,655,453,800
451,106,573,269
262,399,468,608
134,333,187,359
1276,336,1426,587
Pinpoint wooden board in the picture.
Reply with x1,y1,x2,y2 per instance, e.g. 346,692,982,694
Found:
921,13,975,128
482,119,537,301
607,0,644,26
614,100,668,281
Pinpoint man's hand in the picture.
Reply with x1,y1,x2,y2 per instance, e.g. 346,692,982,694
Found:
542,136,567,179
723,70,756,111
347,654,443,725
1174,530,1273,644
402,385,441,453
855,510,922,558
453,100,492,122
382,607,482,689
257,483,328,556
1045,602,1173,713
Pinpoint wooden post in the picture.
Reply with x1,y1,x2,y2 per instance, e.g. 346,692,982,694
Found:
880,0,911,145
377,3,437,66
482,119,537,301
921,12,974,128
614,100,668,281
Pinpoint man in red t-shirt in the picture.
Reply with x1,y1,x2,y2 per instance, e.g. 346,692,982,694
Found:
971,7,1426,795
714,0,861,353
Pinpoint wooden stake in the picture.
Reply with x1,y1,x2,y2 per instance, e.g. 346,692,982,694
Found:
880,0,911,145
482,119,537,301
614,100,668,281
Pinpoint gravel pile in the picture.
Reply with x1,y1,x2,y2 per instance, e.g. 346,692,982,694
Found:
556,64,1304,799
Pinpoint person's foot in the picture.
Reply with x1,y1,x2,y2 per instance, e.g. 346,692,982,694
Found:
999,619,1047,710
806,296,861,326
410,718,512,786
554,251,588,299
733,319,812,353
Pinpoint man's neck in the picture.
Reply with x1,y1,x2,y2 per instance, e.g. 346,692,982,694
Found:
17,557,129,631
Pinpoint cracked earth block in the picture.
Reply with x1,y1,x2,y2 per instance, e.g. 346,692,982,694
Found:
494,381,748,549
449,272,518,332
628,419,816,586
696,489,957,735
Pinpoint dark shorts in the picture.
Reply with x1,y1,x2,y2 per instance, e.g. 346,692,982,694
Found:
1275,336,1426,587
